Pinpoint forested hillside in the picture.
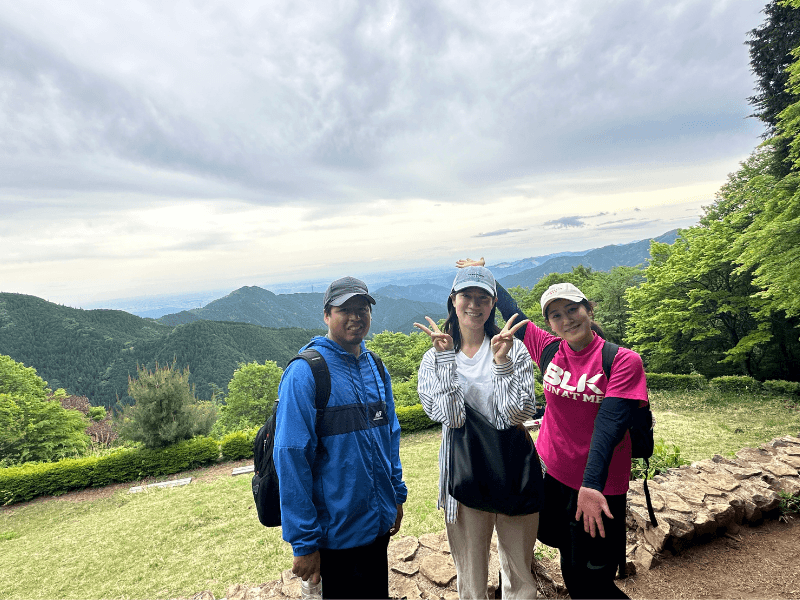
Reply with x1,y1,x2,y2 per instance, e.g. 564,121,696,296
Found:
0,293,323,407
157,285,448,333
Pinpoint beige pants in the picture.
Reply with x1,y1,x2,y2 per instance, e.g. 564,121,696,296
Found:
445,504,539,600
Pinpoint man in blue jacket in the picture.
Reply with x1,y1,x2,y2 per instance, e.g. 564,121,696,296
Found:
274,276,407,600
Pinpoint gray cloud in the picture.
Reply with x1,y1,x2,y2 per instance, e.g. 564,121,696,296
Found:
475,228,527,237
0,0,764,207
543,217,588,229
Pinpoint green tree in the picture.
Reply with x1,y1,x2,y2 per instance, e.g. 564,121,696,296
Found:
583,266,645,345
367,331,431,382
625,227,768,378
215,360,283,433
746,0,800,175
118,361,216,449
0,356,90,465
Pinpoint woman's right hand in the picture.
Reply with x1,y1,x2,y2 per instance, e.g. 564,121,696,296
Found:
413,316,454,352
455,257,485,268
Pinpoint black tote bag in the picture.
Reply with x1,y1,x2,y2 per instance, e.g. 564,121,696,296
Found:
448,402,544,516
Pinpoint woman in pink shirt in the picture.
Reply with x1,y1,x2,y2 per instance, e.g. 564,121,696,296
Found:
457,259,648,600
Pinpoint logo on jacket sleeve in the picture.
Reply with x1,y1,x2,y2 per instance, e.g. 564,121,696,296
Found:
373,410,383,421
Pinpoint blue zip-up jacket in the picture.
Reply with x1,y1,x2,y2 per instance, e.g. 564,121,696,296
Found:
273,336,408,557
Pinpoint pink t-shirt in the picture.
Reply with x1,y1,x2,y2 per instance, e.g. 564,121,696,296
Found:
524,324,648,495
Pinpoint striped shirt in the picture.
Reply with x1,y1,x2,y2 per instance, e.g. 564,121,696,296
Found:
417,336,536,523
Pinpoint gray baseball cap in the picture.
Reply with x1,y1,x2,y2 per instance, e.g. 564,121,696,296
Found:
323,276,376,308
451,266,497,297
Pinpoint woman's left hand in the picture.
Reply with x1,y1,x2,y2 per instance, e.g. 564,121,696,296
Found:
575,486,613,538
490,313,529,364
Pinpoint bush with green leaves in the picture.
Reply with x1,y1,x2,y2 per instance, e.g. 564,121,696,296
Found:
0,436,220,505
0,356,91,466
709,375,761,394
396,404,438,434
214,361,283,435
220,429,257,460
762,379,800,398
645,372,707,391
631,439,688,480
118,361,216,449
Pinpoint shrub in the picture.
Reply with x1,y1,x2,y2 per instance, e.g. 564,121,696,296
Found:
0,359,91,466
645,372,707,391
709,375,761,394
763,379,800,398
0,436,220,505
631,439,687,480
396,404,438,434
220,430,256,461
216,361,282,433
118,362,216,449
393,378,421,408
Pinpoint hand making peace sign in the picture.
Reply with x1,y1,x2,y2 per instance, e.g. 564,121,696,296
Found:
490,313,530,364
413,316,453,352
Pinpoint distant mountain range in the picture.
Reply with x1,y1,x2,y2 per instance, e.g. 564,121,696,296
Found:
157,287,448,334
152,229,678,319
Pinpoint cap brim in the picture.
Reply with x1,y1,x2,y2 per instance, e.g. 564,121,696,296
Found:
542,294,585,316
452,281,497,297
327,292,376,307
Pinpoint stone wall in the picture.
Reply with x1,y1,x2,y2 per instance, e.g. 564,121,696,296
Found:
626,435,800,573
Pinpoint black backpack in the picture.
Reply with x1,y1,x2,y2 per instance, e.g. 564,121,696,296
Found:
539,339,658,527
251,348,388,527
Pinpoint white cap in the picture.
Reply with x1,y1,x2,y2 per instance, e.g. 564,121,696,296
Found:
451,266,497,297
540,282,587,317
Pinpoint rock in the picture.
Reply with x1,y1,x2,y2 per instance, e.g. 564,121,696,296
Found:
634,544,659,571
661,513,695,540
391,561,419,576
388,535,419,562
776,454,800,469
391,578,422,600
419,531,447,551
693,510,718,537
280,568,302,599
670,482,707,505
762,460,799,478
642,520,670,552
443,592,460,600
736,447,774,464
420,554,457,586
706,502,736,528
659,491,693,513
716,462,762,480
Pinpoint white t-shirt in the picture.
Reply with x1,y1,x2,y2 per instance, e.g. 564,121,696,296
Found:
455,336,499,427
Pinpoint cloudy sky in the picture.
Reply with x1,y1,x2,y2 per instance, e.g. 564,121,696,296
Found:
1,0,768,307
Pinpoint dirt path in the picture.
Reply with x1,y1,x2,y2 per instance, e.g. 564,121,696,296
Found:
620,516,800,600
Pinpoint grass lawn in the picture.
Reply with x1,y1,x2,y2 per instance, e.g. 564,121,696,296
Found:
1,391,798,599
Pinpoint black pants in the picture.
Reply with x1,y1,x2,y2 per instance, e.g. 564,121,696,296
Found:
318,531,391,599
538,474,629,600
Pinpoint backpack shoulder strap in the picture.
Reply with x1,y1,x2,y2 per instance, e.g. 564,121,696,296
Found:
600,341,620,380
291,348,331,411
538,339,561,374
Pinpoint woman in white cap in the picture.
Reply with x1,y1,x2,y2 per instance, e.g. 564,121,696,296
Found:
414,266,542,600
456,259,648,600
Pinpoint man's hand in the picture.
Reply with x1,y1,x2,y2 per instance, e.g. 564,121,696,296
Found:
389,504,404,536
575,486,613,538
292,551,321,584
